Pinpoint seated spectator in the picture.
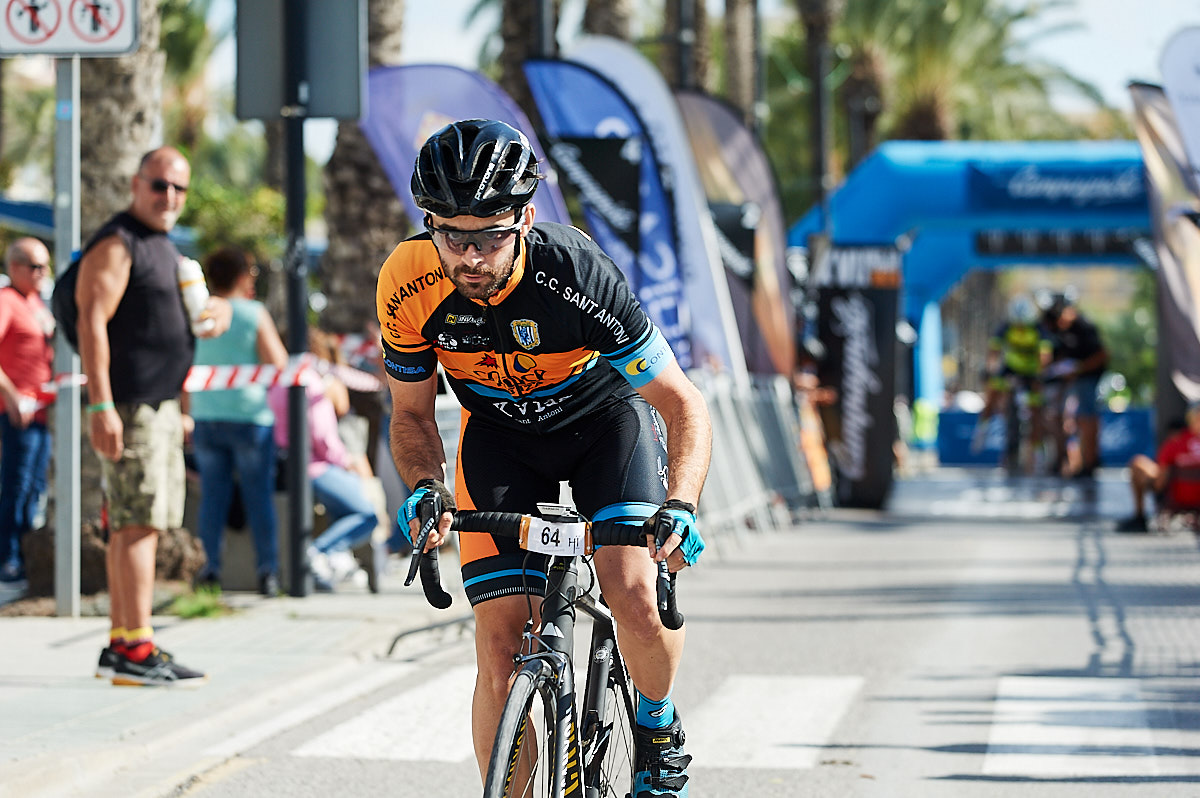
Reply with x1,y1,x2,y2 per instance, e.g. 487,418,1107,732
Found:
187,247,288,596
269,329,381,591
1116,402,1200,533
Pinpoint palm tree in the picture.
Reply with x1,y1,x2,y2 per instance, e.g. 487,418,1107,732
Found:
80,0,164,241
662,0,710,89
724,0,758,127
583,0,634,39
318,0,408,334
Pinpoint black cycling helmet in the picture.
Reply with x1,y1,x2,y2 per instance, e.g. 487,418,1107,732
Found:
411,119,541,218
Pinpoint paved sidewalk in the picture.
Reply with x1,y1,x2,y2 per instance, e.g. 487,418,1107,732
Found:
0,554,473,798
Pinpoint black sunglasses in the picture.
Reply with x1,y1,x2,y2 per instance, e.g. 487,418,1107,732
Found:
141,174,189,194
424,217,522,256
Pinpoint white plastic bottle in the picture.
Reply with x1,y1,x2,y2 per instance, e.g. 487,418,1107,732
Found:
177,256,216,335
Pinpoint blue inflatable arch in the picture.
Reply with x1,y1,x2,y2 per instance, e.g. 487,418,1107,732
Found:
788,140,1151,418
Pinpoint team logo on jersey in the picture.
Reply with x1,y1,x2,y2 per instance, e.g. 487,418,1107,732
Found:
511,320,540,350
446,313,484,325
512,353,537,374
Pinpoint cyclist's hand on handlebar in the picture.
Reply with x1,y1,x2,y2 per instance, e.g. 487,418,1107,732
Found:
399,478,456,553
643,499,705,572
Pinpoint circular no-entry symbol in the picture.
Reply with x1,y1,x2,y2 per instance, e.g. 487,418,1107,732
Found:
68,0,121,42
6,0,61,44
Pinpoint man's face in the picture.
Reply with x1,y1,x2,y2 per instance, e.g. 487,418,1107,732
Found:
426,206,533,302
8,245,49,296
1056,305,1077,330
131,155,190,233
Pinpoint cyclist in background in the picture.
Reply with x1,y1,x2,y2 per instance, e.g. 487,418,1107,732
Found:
1042,288,1108,479
972,295,1053,469
376,119,711,797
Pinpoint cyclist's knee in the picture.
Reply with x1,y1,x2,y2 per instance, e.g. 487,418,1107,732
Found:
606,587,664,641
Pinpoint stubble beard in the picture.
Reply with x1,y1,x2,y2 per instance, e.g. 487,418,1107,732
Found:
440,246,518,302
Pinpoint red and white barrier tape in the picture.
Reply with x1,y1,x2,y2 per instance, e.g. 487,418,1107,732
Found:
30,354,383,412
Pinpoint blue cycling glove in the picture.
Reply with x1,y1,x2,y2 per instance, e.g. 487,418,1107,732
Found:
643,499,705,566
398,478,456,545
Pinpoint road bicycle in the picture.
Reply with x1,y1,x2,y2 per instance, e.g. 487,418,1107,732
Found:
1003,373,1043,476
408,497,684,798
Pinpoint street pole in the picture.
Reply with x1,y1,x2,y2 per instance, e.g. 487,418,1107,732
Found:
53,56,81,617
284,1,312,597
677,0,696,90
535,0,554,58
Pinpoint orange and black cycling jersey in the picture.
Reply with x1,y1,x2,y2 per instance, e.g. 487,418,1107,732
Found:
376,222,675,434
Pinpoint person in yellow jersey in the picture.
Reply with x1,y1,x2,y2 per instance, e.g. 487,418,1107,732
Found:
972,295,1053,471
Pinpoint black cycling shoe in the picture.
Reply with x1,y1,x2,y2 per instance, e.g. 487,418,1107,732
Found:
631,715,691,797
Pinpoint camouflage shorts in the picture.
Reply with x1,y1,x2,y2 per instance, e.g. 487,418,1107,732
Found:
98,399,185,532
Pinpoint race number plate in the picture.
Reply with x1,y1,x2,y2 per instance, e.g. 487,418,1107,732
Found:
520,517,592,556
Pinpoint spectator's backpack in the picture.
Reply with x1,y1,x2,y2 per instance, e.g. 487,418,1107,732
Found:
50,257,82,351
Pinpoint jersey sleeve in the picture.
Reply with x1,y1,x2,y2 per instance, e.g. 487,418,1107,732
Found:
570,236,675,389
376,242,437,382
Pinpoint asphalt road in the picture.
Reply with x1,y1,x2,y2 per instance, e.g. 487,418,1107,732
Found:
154,470,1200,797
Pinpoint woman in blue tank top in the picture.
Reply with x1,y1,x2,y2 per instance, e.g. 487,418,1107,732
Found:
186,247,288,596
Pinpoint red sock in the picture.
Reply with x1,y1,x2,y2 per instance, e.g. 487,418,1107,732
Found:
125,641,154,662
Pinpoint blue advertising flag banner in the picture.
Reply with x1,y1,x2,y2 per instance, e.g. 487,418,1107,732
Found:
360,64,571,228
554,36,748,379
524,57,693,369
675,89,795,376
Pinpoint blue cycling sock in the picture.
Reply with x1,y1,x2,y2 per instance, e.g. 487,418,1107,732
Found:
636,691,675,729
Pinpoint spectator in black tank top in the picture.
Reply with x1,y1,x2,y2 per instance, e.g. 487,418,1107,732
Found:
75,147,232,688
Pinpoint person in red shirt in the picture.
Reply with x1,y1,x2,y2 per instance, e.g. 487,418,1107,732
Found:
0,237,55,594
1116,401,1200,532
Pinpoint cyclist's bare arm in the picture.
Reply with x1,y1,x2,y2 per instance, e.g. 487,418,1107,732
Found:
387,372,453,547
636,360,713,563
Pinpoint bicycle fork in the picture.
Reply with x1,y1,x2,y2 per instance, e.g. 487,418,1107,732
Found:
522,557,584,796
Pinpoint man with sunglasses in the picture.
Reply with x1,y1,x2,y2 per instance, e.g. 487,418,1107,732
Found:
0,238,55,597
76,146,231,687
377,119,711,796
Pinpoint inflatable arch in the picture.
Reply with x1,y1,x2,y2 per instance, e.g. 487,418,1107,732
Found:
788,140,1152,437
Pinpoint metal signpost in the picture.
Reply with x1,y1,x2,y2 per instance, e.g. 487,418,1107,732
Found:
237,0,365,597
0,1,138,617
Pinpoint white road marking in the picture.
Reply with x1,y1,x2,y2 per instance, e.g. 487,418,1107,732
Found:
204,662,416,758
984,677,1159,777
685,675,862,769
291,664,477,762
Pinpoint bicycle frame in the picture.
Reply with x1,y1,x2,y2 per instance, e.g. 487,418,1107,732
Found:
514,554,632,797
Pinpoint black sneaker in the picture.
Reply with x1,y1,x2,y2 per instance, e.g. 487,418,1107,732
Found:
632,715,691,797
111,647,207,687
1115,514,1148,533
95,646,125,679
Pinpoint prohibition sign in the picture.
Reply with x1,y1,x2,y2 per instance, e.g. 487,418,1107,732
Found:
5,0,62,45
68,0,121,43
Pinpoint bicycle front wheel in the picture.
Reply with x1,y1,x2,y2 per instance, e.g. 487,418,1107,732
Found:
484,659,579,798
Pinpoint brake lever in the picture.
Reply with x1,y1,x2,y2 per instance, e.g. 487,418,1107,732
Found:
653,515,685,631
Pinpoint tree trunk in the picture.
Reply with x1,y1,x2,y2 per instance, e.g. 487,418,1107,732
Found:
662,0,710,90
499,0,559,122
318,0,408,335
79,0,163,242
583,0,633,39
724,0,757,126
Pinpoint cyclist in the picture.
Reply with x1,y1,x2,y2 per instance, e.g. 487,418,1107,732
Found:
376,119,711,796
972,295,1052,470
1042,288,1108,478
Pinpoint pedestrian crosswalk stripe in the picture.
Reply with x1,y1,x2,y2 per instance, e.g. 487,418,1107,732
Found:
984,677,1159,777
205,661,415,758
291,664,476,762
685,675,862,769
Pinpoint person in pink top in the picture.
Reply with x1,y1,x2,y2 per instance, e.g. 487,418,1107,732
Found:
0,238,55,593
269,329,378,591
